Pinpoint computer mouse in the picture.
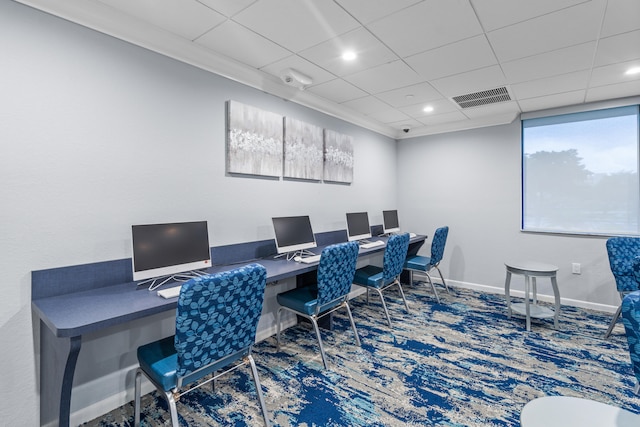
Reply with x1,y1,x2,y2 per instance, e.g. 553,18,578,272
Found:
294,256,302,262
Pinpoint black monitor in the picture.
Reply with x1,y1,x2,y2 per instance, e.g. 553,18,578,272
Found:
383,210,401,234
131,221,211,282
272,215,317,254
346,212,372,241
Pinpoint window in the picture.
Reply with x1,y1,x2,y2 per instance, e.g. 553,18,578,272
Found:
522,105,640,235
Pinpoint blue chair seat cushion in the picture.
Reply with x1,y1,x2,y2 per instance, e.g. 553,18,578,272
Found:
138,336,178,392
277,286,319,316
353,265,396,288
404,255,433,271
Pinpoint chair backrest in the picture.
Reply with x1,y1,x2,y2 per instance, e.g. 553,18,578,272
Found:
383,233,410,282
622,291,640,387
316,241,359,307
174,263,267,378
430,226,449,265
606,237,640,293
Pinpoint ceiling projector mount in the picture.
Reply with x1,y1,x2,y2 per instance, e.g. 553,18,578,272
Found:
280,68,313,90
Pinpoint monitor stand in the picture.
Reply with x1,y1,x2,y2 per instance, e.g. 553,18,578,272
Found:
274,249,316,261
138,269,209,291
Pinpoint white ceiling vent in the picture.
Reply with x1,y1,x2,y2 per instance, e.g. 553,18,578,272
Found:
452,86,511,108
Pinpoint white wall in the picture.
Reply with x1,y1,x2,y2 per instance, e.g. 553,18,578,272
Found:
397,121,618,311
0,2,397,425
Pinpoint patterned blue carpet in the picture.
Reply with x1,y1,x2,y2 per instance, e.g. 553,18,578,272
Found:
85,285,640,426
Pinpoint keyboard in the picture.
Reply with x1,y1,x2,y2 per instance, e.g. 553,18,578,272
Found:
360,240,385,249
298,254,322,264
410,232,417,238
157,286,181,299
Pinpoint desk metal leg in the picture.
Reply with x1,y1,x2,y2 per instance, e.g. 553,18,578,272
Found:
550,275,560,329
524,275,531,332
532,277,538,305
40,320,81,427
505,271,512,317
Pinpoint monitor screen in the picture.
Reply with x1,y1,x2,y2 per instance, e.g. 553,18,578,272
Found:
346,212,372,241
131,221,211,281
383,210,401,234
272,215,317,254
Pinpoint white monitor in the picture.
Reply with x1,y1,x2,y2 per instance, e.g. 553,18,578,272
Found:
131,221,211,282
272,215,317,254
346,212,372,241
383,210,401,234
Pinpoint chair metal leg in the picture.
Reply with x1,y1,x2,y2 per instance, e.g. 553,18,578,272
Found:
344,302,361,347
434,265,450,293
423,272,441,304
247,354,270,426
371,287,393,326
395,280,410,313
134,369,142,427
604,303,623,338
163,390,179,427
275,307,283,350
310,317,329,369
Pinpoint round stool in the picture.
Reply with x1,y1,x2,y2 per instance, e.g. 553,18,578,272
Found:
521,396,640,426
504,261,560,332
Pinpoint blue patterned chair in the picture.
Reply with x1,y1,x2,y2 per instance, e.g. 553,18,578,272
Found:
403,226,449,303
605,237,640,338
276,241,360,370
353,233,410,327
622,290,640,395
133,263,269,426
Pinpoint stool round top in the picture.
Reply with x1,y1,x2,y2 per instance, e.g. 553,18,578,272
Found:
505,261,558,273
520,396,640,426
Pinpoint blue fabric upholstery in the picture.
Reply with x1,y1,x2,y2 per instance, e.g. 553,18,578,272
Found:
353,233,410,326
605,238,640,338
622,290,640,394
134,263,269,426
403,226,449,301
404,256,431,271
276,241,361,369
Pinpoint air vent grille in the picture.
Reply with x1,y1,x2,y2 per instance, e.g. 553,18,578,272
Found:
452,86,511,108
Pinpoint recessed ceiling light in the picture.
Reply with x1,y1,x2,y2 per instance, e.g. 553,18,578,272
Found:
342,50,357,61
626,66,640,75
423,106,434,113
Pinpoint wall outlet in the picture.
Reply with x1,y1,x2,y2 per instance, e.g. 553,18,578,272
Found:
572,263,581,274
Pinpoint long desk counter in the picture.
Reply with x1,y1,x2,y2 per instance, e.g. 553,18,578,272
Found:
32,231,426,426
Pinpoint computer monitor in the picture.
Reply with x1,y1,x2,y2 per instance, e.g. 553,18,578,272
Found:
272,215,317,254
383,210,401,234
131,221,211,282
346,212,372,241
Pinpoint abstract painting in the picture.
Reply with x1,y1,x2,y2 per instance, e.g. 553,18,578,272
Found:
284,117,323,181
323,129,354,183
227,101,283,177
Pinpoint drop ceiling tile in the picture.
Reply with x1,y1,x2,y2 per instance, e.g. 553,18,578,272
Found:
343,60,422,94
518,90,586,112
418,111,469,126
430,65,507,98
298,27,398,77
260,55,336,86
586,80,640,102
487,1,605,62
366,0,483,58
594,30,640,67
334,0,422,24
590,60,640,87
98,0,226,40
375,82,443,108
511,71,590,99
366,108,411,124
501,42,595,84
305,78,368,103
601,0,640,37
196,0,256,17
471,0,587,32
195,20,290,68
399,99,459,119
406,35,497,80
232,0,360,52
461,101,521,119
341,96,392,116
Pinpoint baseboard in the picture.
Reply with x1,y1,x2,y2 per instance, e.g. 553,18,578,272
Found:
440,279,619,314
